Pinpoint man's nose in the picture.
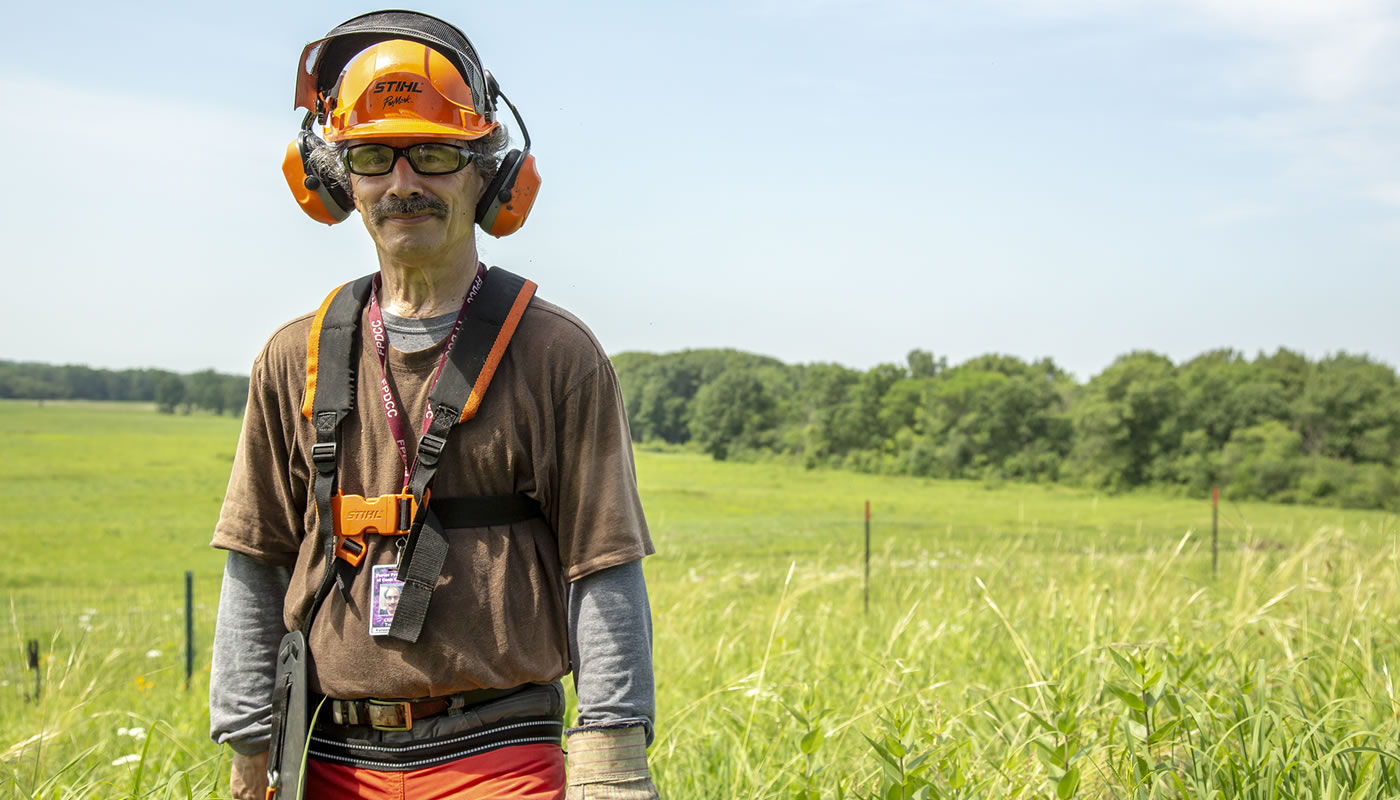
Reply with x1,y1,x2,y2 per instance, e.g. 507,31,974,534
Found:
383,154,424,196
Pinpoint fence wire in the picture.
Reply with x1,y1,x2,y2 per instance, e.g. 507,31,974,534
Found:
1,579,215,708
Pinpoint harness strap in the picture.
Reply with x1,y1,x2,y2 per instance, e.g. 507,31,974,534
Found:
306,275,376,624
433,495,542,527
389,268,536,642
332,493,542,568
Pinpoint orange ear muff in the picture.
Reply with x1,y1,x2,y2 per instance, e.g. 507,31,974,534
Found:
476,150,540,238
282,130,355,225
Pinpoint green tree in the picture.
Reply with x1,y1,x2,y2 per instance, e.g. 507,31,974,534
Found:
1067,352,1181,490
689,369,777,460
155,375,186,414
1218,420,1303,502
906,349,946,379
910,363,1071,481
786,363,860,465
187,369,224,414
1293,354,1400,464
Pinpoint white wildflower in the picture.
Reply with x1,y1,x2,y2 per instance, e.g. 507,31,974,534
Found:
111,754,141,766
145,649,161,659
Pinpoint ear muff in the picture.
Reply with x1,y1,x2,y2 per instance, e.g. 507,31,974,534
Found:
282,129,355,225
476,149,540,238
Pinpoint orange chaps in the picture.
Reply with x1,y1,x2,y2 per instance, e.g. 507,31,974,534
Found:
306,743,565,799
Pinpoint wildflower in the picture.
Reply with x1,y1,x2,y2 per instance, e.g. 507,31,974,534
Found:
118,727,147,740
111,754,141,766
146,649,162,659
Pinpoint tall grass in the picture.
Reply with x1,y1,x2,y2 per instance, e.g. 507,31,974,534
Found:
2,404,1397,797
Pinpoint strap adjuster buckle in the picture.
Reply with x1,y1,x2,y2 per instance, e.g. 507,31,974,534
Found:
311,442,337,474
417,432,448,466
366,699,413,731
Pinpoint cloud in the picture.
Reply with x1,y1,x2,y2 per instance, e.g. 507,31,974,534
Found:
1185,0,1400,101
1180,0,1400,234
1003,0,1400,229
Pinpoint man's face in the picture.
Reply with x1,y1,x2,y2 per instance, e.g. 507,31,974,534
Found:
348,137,484,262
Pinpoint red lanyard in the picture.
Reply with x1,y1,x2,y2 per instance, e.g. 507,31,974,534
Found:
366,265,485,489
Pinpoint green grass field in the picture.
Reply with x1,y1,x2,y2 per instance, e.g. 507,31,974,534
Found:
3,400,1399,798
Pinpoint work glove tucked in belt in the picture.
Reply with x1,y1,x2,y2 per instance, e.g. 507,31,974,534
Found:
565,726,659,799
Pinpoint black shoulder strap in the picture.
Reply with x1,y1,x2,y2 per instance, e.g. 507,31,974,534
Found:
388,267,537,642
302,275,375,633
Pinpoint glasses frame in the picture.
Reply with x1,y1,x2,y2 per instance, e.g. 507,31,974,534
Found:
342,143,477,177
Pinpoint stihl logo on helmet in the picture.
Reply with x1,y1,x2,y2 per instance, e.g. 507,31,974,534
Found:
372,80,424,95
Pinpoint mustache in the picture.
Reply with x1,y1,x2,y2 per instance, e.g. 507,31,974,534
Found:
369,194,449,225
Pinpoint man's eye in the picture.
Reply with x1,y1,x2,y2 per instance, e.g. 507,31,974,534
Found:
415,148,452,167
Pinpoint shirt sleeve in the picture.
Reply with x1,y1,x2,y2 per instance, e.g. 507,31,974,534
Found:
209,552,292,753
567,559,655,745
548,359,654,582
210,353,307,565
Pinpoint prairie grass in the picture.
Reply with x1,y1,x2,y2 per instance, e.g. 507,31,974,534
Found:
1,402,1397,798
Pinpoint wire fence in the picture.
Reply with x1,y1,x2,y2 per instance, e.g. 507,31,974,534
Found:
1,574,213,707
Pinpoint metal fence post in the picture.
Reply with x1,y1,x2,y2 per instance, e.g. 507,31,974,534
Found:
26,639,39,702
185,571,195,688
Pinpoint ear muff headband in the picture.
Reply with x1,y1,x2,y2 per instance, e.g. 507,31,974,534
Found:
475,78,541,238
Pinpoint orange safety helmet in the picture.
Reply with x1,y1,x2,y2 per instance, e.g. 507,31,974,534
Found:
283,10,540,236
324,40,500,143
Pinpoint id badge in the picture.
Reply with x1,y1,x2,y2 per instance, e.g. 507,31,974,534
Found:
369,564,405,636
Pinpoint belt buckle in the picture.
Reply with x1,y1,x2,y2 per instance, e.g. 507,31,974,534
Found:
366,699,413,731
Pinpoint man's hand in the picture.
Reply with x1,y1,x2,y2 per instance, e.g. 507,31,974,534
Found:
230,750,269,800
565,726,659,799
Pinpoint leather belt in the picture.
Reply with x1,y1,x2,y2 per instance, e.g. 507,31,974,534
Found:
322,686,524,731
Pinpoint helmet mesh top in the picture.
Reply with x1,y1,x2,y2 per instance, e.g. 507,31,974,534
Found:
310,10,490,117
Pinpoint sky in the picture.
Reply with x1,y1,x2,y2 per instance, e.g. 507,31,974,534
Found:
3,0,1397,382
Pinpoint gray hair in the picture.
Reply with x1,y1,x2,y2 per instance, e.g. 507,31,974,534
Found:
306,126,511,201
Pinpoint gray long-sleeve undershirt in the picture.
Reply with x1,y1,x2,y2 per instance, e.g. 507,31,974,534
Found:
209,552,655,754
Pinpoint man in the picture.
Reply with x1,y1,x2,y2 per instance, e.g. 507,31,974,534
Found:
209,11,658,799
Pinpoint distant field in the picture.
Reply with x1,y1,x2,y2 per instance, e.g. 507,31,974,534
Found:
2,401,1398,798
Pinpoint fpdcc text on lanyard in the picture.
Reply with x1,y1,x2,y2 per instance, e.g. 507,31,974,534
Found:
365,264,485,489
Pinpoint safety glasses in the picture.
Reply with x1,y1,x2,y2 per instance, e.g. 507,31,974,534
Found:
343,143,477,176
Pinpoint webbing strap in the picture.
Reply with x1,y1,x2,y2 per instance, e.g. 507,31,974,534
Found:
433,495,542,527
305,275,375,629
388,268,536,642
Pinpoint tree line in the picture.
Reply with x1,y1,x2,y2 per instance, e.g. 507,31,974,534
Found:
0,361,250,416
613,348,1400,512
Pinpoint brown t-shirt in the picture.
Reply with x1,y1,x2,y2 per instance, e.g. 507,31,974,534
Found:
211,290,653,699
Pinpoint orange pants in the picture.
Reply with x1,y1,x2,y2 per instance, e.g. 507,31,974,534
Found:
306,743,565,799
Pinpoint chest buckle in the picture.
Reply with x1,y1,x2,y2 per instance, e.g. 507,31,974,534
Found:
331,492,417,567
